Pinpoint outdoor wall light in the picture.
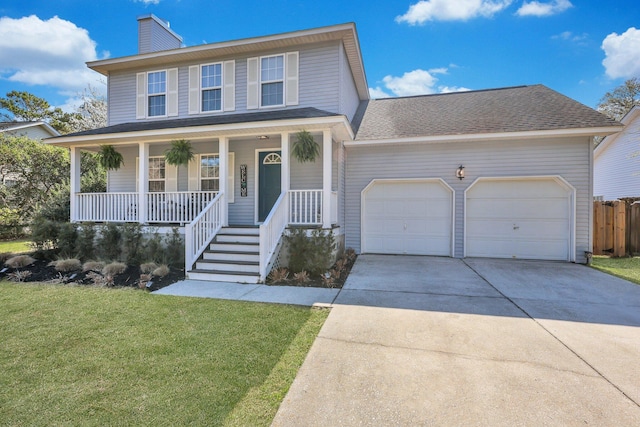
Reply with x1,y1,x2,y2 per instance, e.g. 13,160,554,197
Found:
456,165,465,180
257,135,270,140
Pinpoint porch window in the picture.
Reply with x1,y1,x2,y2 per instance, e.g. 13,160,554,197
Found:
201,63,222,112
148,157,166,192
148,71,166,117
260,55,284,107
200,154,220,191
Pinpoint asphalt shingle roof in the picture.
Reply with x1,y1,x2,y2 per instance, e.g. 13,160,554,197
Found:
58,107,341,138
355,85,621,141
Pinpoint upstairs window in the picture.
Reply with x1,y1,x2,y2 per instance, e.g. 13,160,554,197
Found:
147,71,166,117
201,64,222,112
148,157,166,192
260,55,284,107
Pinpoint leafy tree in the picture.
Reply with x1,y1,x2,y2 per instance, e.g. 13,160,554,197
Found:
597,77,640,121
0,90,79,134
68,85,107,133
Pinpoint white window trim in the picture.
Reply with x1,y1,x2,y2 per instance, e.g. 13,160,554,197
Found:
259,54,285,108
200,62,223,113
199,153,221,192
147,70,168,118
148,156,166,192
193,152,235,203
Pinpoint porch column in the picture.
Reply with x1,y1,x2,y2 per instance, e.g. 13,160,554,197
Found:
138,143,149,224
281,132,290,192
69,147,81,222
219,137,228,226
322,129,332,228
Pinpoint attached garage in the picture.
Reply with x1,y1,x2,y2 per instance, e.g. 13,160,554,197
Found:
465,177,575,261
361,179,453,256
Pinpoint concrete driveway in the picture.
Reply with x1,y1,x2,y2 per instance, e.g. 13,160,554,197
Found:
273,255,640,426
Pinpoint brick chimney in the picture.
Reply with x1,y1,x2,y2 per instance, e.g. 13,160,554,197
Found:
137,14,183,54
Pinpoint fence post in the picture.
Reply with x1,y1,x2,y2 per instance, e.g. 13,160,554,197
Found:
613,201,626,257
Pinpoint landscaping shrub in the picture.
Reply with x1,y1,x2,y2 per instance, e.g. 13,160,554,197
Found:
97,223,122,262
152,264,170,277
102,261,127,276
0,207,25,239
163,227,184,267
286,228,336,275
77,223,96,261
121,223,144,265
49,258,82,272
30,219,59,253
144,230,164,264
5,254,36,269
82,261,104,272
57,222,78,258
140,262,158,274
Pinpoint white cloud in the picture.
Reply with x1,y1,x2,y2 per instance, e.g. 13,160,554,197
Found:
602,27,640,79
0,15,106,100
369,68,470,98
516,0,572,17
135,0,161,4
396,0,513,24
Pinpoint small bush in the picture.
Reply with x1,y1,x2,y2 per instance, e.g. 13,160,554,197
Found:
0,252,14,263
7,270,32,282
77,223,96,261
286,228,335,275
30,219,59,253
5,255,36,269
102,261,127,276
140,262,158,274
97,223,122,262
57,223,78,258
122,223,144,265
86,271,113,287
152,264,170,277
144,230,164,264
293,270,310,283
49,258,82,272
83,261,105,272
268,267,289,283
163,227,184,267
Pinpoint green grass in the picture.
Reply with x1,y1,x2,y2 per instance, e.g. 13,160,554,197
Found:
0,282,328,426
591,256,640,285
0,239,32,254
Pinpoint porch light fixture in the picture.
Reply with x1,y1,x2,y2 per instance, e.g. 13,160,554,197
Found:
456,165,465,180
257,135,269,140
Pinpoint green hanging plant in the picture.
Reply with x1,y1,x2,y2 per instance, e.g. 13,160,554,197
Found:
164,139,195,166
292,130,319,163
98,145,124,171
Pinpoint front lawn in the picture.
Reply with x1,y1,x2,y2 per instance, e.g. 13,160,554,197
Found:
0,283,328,426
0,238,31,254
591,256,640,285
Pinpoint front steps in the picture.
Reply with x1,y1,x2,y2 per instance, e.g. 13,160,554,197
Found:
188,226,261,283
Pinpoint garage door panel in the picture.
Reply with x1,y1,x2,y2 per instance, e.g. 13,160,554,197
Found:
466,178,571,261
363,180,452,256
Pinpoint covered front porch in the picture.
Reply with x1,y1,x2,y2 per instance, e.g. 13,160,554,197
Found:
58,113,351,282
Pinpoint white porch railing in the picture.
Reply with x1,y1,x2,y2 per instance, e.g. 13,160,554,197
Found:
146,191,218,224
73,191,217,224
288,190,338,226
185,193,224,271
75,192,138,222
259,192,289,280
289,190,322,225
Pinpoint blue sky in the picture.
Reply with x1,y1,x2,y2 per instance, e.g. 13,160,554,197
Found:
0,0,638,113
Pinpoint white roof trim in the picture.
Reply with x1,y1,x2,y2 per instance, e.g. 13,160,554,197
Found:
594,106,640,158
1,121,60,137
346,126,624,147
48,115,354,148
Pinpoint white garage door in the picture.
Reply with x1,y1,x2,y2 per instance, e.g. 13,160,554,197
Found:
465,178,573,261
362,180,453,256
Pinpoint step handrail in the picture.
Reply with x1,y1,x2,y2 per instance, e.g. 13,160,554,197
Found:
259,191,289,281
185,192,224,271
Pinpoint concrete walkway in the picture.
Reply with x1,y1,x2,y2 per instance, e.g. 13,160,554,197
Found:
272,255,640,426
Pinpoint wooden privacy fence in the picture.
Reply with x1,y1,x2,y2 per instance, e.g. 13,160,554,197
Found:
593,200,640,256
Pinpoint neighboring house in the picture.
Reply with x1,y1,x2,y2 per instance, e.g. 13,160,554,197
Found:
1,121,60,185
49,15,621,283
594,106,640,201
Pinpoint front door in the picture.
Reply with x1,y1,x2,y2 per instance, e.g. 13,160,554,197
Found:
258,151,282,222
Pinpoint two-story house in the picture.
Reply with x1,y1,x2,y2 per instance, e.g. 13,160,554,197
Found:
50,15,622,284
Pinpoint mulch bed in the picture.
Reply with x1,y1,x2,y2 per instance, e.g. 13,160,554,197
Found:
0,258,185,292
265,253,357,289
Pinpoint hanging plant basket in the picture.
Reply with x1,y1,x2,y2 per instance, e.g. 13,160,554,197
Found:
164,139,194,167
292,130,319,163
98,145,124,171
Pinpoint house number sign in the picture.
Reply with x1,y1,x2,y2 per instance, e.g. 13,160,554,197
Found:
240,164,247,197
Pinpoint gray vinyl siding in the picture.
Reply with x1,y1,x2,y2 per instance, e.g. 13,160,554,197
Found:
345,137,591,263
107,42,346,126
289,134,323,190
338,42,361,122
138,18,181,54
6,126,53,140
227,138,265,225
107,146,138,192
